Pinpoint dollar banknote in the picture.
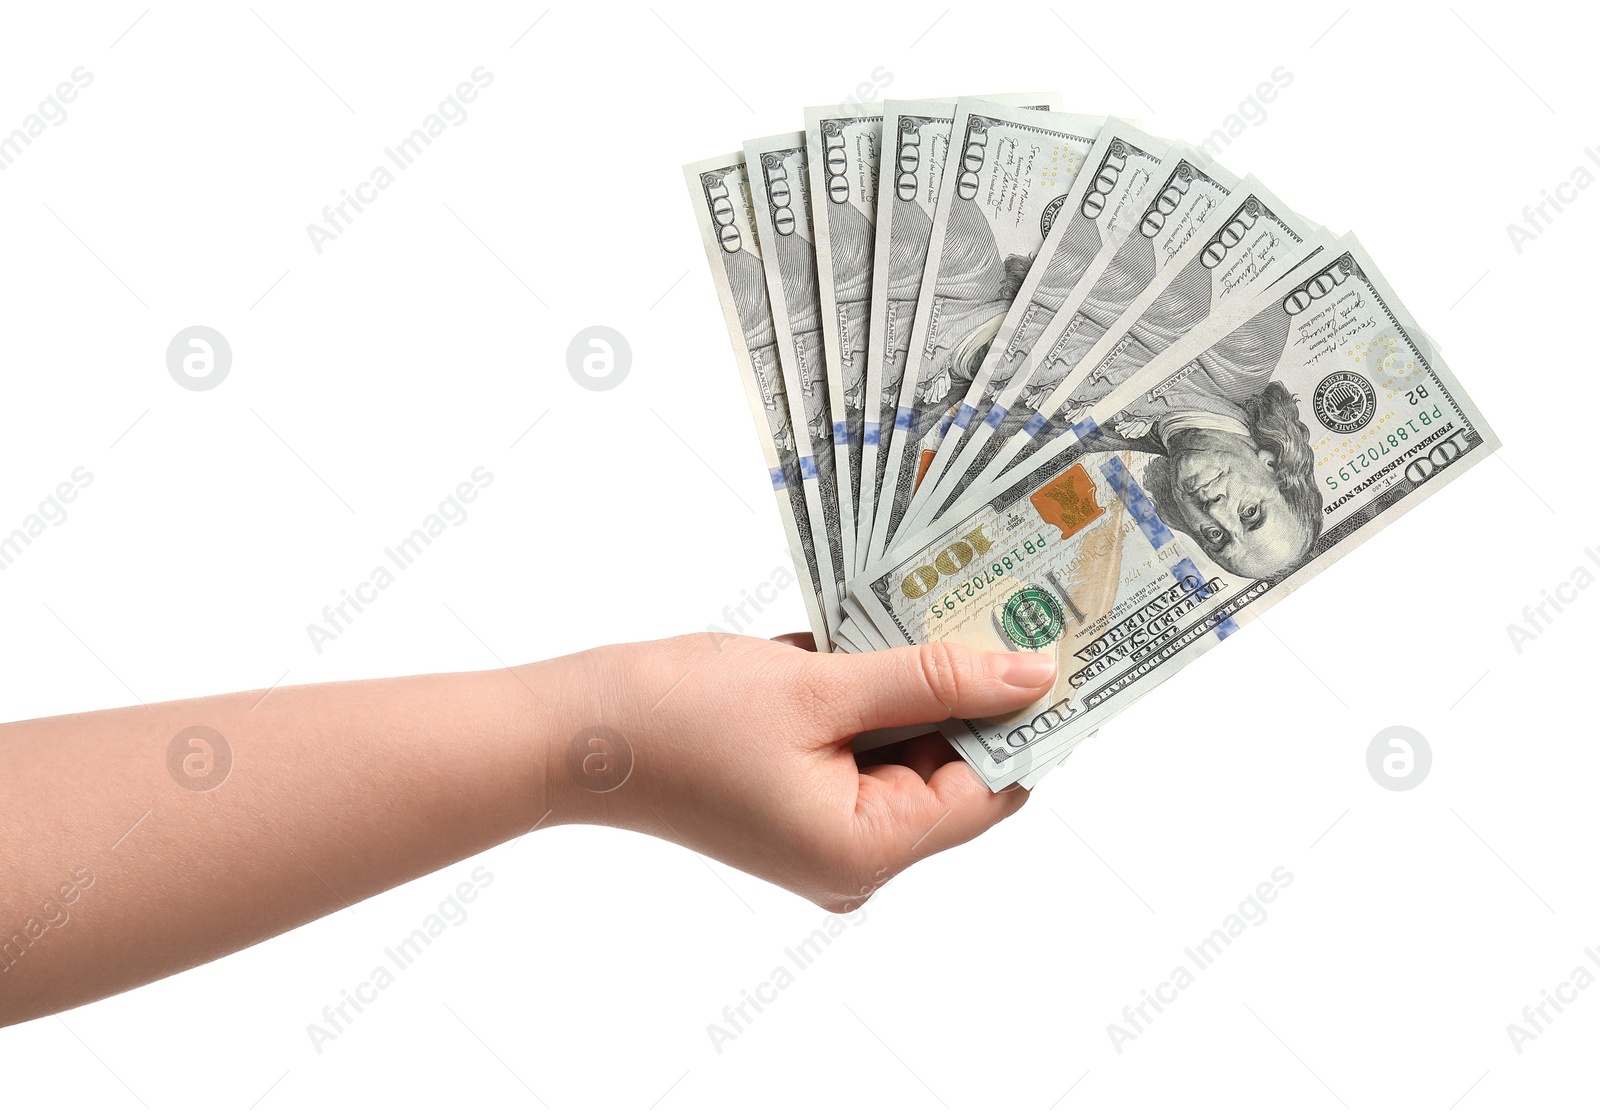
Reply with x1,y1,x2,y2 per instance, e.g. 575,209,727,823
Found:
856,94,1060,581
806,105,881,578
689,97,1498,795
1016,182,1324,473
915,177,1321,538
895,122,1176,541
683,153,831,646
865,100,1104,568
903,152,1244,536
833,614,871,655
745,132,846,640
851,237,1499,787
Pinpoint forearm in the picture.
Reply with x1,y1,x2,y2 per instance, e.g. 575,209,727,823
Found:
0,632,1050,1028
0,655,584,1027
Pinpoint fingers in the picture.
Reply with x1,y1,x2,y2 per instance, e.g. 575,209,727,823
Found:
852,741,901,771
899,758,1029,861
896,733,958,783
852,756,1028,883
810,641,1056,737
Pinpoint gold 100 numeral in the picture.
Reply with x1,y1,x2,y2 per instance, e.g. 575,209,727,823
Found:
900,525,997,598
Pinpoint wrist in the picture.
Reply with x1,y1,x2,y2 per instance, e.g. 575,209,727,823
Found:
517,643,647,833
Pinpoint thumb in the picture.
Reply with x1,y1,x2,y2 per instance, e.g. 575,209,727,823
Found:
812,641,1056,737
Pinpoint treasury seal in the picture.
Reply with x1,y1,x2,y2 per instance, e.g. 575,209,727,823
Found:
1002,587,1066,650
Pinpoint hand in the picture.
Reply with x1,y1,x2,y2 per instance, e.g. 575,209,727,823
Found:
546,633,1057,911
0,628,1055,1024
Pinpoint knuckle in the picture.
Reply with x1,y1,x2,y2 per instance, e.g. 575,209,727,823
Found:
915,641,968,714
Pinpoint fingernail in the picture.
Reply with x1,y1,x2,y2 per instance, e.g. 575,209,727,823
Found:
996,652,1056,687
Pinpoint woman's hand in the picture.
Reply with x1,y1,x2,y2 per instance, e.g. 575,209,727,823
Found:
0,632,1054,1025
545,633,1057,911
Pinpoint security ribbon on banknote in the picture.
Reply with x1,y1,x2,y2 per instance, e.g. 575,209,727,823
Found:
683,154,832,645
865,100,1104,568
806,105,882,578
745,132,848,639
851,237,1498,787
904,149,1242,536
896,121,1178,539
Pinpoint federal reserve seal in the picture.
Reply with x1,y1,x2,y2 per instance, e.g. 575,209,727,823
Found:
1312,370,1377,433
1040,193,1068,238
1002,587,1066,650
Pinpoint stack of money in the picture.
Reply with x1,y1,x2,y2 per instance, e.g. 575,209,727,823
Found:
685,97,1498,790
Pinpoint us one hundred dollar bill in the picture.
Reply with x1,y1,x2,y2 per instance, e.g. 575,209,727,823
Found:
851,236,1499,788
806,104,882,578
904,148,1240,536
856,100,955,585
864,100,1104,568
683,153,831,646
745,132,848,640
688,96,1499,793
895,121,1177,540
856,94,1060,579
915,176,1322,540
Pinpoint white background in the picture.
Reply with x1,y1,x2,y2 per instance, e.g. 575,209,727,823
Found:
1,2,1595,1114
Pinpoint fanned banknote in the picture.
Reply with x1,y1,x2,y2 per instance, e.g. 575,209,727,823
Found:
745,132,846,641
896,121,1176,540
687,96,1499,792
865,101,1105,568
805,105,881,578
850,237,1498,787
917,177,1321,538
683,154,831,646
908,150,1240,532
857,101,953,584
856,94,1061,579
